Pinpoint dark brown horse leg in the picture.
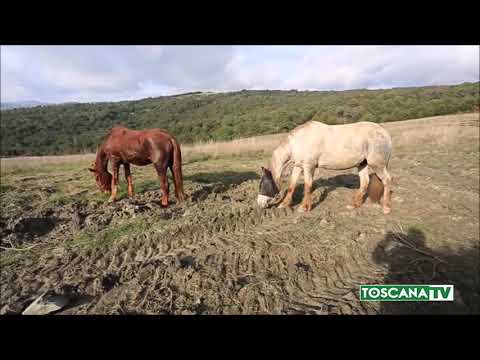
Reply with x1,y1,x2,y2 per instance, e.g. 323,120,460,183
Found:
298,165,314,212
109,160,120,202
278,166,302,208
124,163,134,198
348,163,369,209
154,163,169,207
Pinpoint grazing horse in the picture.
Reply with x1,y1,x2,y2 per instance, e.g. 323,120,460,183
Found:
89,126,185,206
257,120,393,214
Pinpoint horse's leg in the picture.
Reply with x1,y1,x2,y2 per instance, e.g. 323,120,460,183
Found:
298,164,315,212
168,164,183,201
371,165,393,214
109,160,120,202
347,163,369,210
278,166,302,208
124,163,134,198
154,162,169,207
378,167,393,214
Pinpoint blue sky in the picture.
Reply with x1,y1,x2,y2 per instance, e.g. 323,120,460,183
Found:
1,45,478,103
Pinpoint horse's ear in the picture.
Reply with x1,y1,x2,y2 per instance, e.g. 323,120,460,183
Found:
261,166,271,175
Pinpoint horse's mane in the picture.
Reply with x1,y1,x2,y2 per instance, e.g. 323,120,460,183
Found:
270,118,322,184
94,135,113,192
270,140,292,187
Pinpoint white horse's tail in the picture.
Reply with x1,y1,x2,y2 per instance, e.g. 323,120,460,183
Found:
368,133,392,204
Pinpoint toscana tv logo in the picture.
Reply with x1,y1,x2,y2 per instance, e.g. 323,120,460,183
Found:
360,285,454,301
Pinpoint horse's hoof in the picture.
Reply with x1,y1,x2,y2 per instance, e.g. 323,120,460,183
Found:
383,207,392,215
277,203,290,209
346,204,356,210
297,204,312,212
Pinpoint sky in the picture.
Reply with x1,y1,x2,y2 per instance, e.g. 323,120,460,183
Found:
1,45,479,103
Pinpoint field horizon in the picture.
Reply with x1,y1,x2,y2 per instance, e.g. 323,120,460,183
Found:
2,112,478,173
1,82,478,157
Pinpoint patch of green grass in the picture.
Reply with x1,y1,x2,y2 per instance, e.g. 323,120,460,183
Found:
0,244,46,267
87,192,109,204
406,223,429,238
0,189,38,209
47,193,72,207
135,179,159,194
66,215,169,250
0,251,25,267
0,182,15,194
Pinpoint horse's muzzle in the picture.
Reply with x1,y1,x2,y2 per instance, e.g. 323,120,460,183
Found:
257,194,274,208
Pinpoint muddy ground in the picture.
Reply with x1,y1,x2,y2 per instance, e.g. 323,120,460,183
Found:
1,114,479,314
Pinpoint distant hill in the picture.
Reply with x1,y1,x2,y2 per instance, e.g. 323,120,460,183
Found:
1,82,478,156
1,101,51,110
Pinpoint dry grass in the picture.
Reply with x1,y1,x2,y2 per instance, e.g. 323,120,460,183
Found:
392,125,476,147
182,133,286,161
1,113,478,174
383,113,479,147
0,153,96,174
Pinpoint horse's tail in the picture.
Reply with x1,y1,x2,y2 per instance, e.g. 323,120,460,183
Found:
368,173,384,204
170,135,186,202
368,129,392,204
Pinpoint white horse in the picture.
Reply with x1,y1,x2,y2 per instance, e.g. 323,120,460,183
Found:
257,120,393,214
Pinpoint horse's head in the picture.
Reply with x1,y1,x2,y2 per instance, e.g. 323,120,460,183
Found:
257,166,280,208
88,162,112,194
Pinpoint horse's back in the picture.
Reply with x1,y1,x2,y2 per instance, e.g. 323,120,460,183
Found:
291,120,387,143
308,121,391,143
287,120,391,169
331,122,392,166
109,126,166,137
104,126,175,165
108,127,175,146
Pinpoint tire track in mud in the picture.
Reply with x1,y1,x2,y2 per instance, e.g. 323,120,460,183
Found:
113,200,385,314
1,177,389,314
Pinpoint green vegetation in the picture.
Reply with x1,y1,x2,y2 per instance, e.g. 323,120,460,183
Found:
0,248,42,268
1,83,478,156
0,183,14,194
66,216,169,250
407,223,429,235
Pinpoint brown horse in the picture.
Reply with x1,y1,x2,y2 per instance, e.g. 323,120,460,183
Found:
89,126,185,206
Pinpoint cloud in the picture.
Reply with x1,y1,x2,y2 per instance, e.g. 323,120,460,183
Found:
227,46,479,91
1,45,478,103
